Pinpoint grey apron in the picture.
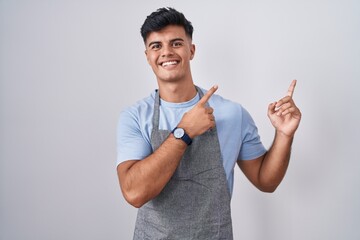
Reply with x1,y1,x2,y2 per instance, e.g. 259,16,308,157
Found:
134,86,233,240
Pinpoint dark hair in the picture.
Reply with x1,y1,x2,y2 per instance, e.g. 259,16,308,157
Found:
140,7,194,43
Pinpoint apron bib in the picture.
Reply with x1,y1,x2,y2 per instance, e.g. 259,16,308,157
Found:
134,86,233,240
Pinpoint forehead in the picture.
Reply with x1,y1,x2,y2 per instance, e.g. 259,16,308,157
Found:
145,25,189,44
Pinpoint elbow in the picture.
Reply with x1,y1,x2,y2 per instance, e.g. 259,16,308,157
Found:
118,177,152,208
122,190,147,208
117,162,149,208
257,181,279,193
125,197,143,209
257,175,282,193
121,183,163,208
259,185,278,193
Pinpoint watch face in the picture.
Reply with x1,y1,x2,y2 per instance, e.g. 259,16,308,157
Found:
174,128,185,138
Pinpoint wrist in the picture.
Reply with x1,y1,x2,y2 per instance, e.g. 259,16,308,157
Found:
275,130,294,144
176,124,195,139
172,127,192,145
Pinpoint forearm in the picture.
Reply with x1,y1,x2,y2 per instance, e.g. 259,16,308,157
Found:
259,131,293,191
118,135,187,208
239,80,300,192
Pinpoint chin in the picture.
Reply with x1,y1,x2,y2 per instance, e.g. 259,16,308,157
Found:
158,74,182,83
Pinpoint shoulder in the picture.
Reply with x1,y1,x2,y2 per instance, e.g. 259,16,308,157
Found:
119,91,156,123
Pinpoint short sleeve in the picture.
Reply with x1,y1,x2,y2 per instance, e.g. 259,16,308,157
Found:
238,108,267,160
116,109,152,166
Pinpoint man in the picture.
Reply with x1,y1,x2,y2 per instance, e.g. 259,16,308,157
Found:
116,7,301,239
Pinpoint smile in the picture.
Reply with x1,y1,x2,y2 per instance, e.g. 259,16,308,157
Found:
161,60,179,67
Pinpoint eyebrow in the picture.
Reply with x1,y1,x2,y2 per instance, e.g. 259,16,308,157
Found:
147,38,185,48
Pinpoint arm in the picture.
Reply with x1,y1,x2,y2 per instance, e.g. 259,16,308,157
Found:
238,80,301,192
117,136,187,208
117,86,218,208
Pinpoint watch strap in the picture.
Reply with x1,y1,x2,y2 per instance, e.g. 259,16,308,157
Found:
172,127,192,145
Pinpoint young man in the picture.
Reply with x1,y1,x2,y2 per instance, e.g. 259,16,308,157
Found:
117,7,301,239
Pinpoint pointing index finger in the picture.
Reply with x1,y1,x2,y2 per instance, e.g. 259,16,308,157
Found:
198,85,218,106
287,80,297,97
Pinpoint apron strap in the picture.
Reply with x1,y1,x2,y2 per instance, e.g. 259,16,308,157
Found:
152,89,161,131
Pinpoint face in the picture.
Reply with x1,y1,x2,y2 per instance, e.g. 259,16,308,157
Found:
145,25,195,84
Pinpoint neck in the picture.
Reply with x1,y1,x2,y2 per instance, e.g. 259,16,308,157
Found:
158,82,197,103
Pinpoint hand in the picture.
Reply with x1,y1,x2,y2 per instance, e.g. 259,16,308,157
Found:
178,85,218,138
268,80,302,137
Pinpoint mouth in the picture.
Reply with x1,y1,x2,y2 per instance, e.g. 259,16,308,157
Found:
160,60,180,68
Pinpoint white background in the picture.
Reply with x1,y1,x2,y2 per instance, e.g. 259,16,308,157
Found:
1,0,359,239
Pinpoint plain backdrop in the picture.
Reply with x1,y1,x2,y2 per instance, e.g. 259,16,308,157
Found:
1,0,359,239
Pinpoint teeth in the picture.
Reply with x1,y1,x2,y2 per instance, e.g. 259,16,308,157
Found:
162,61,177,67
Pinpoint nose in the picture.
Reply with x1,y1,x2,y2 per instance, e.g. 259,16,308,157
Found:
161,44,174,57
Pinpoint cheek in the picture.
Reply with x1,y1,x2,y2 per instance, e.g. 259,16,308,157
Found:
147,55,157,66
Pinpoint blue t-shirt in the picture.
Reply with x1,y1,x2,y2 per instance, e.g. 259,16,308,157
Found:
116,87,267,196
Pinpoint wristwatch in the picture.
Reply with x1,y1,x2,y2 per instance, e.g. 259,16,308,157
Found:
172,127,192,145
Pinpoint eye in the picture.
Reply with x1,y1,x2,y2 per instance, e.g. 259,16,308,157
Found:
173,41,183,47
150,43,161,50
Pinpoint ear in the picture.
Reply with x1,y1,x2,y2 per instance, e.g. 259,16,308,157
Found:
190,44,196,60
145,49,150,64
